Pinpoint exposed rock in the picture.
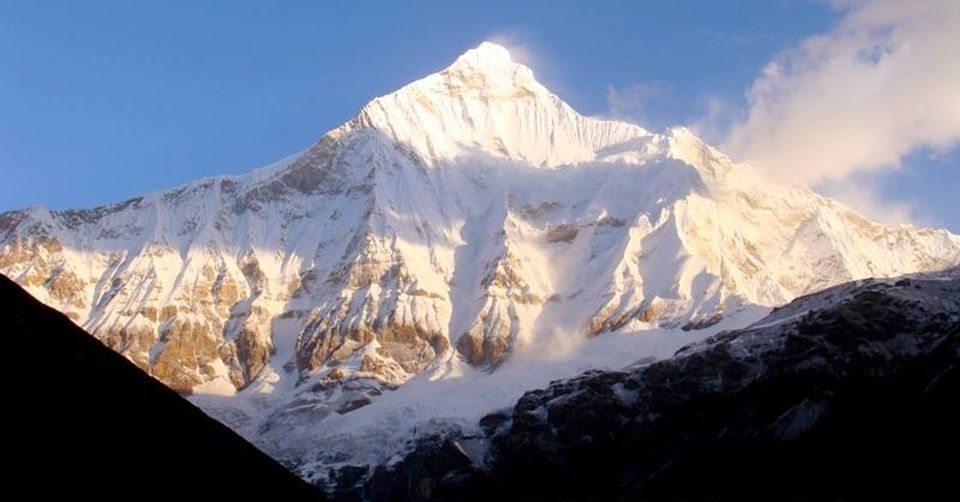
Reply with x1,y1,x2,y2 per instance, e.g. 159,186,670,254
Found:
233,304,275,386
46,269,86,308
151,315,223,394
544,223,578,244
336,396,372,415
681,312,723,331
364,437,476,502
359,353,409,384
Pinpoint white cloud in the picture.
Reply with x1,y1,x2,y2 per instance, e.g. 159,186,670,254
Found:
818,177,920,226
481,32,570,98
689,95,737,146
723,0,960,186
606,82,671,126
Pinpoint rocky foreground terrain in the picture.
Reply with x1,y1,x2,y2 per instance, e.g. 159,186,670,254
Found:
2,274,323,499
340,269,960,501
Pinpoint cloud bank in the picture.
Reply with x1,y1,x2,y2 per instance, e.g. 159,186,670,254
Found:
723,0,960,186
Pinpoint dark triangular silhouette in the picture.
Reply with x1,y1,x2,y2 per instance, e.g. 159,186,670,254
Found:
2,274,324,499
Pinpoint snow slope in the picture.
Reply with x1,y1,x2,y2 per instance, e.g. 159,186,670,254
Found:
2,42,959,485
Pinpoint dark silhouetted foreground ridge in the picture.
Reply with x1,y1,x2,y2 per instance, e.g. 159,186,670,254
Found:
2,274,323,499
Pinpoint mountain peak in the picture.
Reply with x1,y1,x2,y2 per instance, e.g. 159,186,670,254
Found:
355,41,651,167
426,41,541,98
450,41,516,71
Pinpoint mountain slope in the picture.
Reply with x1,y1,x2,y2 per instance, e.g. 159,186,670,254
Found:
2,274,323,498
2,42,959,486
360,268,960,501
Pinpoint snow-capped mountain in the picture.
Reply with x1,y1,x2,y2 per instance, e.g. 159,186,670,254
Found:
2,42,959,486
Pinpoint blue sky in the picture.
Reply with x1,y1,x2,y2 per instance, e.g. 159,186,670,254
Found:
1,1,957,231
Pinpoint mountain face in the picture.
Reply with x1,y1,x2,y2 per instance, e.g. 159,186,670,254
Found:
2,275,323,499
356,268,960,501
3,42,960,488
